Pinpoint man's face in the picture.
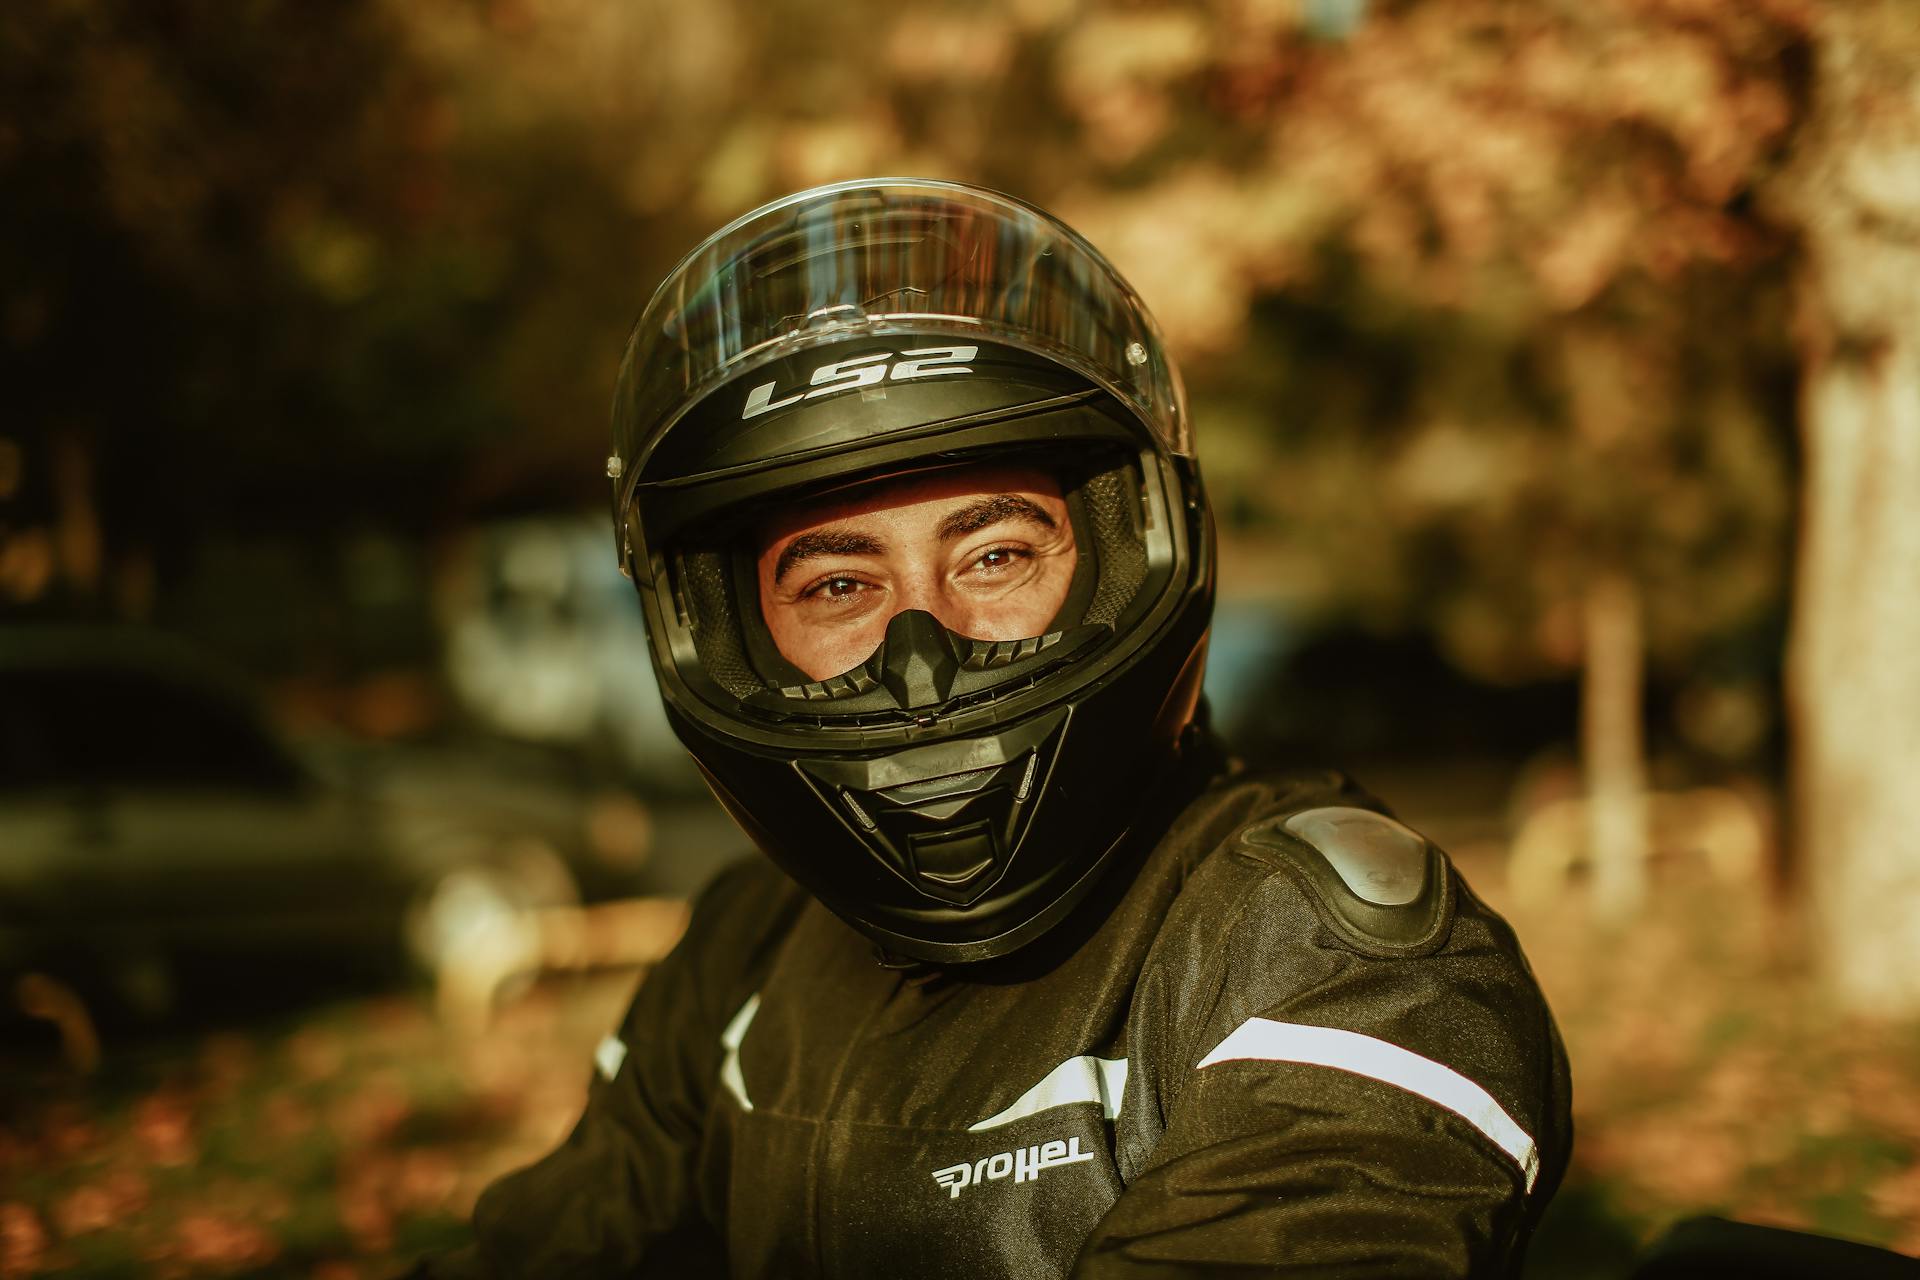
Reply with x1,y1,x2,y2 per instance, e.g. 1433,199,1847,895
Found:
755,463,1079,682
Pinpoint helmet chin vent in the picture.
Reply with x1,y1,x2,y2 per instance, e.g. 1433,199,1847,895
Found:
909,823,999,894
878,766,997,804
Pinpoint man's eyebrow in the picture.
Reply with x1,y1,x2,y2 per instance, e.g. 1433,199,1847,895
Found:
773,528,885,585
936,495,1057,542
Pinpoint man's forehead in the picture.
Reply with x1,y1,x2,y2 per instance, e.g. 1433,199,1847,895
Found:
757,463,1064,544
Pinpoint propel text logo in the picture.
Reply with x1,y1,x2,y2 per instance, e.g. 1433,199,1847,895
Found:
931,1136,1094,1200
741,346,978,419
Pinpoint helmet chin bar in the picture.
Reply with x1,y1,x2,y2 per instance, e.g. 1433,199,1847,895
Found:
796,703,1070,906
741,608,1111,720
752,609,1094,906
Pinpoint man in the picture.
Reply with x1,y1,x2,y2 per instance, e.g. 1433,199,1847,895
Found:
415,178,1571,1278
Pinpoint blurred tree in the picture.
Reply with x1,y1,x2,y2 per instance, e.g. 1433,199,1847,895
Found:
1050,1,1806,919
1771,0,1920,1016
4,1,419,558
0,0,702,585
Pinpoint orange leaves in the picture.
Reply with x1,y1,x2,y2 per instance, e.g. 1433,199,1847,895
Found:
3,970,641,1276
1056,11,1214,167
1004,0,1810,373
327,1070,415,1149
131,1092,197,1169
1052,0,1797,339
884,12,1015,86
164,1212,279,1273
1868,1162,1920,1254
1062,168,1284,359
337,1147,463,1254
1269,2,1801,310
0,1204,48,1280
1532,198,1642,312
51,1171,150,1236
287,1027,349,1084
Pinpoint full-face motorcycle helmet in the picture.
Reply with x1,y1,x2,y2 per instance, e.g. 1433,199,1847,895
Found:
611,178,1213,964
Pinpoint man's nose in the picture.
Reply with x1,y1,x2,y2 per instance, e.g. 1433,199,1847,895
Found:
885,574,974,638
873,608,961,707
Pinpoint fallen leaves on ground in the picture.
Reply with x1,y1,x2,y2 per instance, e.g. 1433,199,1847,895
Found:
0,971,635,1278
1489,851,1920,1259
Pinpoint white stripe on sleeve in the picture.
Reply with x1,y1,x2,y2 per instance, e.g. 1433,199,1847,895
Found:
1196,1017,1540,1191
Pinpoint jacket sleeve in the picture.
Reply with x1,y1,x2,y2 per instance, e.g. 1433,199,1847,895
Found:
408,858,798,1279
1073,824,1571,1279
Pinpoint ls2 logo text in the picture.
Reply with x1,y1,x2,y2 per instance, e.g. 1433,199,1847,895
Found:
741,346,978,419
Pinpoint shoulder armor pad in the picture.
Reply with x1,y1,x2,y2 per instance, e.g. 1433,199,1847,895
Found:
1240,805,1454,953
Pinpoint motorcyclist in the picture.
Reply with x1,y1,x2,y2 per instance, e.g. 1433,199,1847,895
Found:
412,177,1573,1278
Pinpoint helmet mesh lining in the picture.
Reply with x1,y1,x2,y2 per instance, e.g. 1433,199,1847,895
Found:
1081,464,1147,628
683,550,763,699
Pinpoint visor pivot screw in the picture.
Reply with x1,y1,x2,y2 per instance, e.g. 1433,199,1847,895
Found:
605,455,624,479
1125,341,1149,367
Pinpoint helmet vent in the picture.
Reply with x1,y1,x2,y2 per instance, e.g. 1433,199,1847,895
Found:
877,766,998,805
840,788,879,831
779,669,881,702
963,631,1066,670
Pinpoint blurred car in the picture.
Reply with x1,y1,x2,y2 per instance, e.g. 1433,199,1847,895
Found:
437,513,703,791
0,625,659,1024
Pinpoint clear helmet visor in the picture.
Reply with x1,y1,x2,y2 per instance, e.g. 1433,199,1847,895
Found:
616,178,1190,473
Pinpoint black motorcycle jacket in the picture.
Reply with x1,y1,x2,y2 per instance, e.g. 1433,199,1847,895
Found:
417,758,1573,1278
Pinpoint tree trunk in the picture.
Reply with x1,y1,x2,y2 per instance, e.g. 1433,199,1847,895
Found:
1779,1,1920,1015
1584,570,1648,923
52,431,102,599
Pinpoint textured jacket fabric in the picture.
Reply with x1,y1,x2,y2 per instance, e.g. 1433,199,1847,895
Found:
417,762,1572,1279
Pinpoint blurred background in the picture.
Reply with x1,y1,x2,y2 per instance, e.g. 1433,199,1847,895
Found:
6,0,1920,1275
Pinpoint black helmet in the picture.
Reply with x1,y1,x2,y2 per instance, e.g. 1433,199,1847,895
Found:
611,178,1213,964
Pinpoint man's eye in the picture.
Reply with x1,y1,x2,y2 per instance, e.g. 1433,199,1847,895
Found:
809,575,868,600
973,547,1029,573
